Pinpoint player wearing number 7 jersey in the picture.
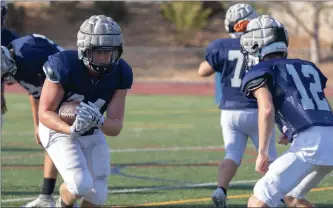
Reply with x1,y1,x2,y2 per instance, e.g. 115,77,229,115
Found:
198,4,277,208
240,15,333,207
38,15,133,208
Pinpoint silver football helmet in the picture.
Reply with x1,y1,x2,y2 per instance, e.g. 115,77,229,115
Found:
240,15,289,69
224,3,258,38
1,46,17,85
77,15,123,75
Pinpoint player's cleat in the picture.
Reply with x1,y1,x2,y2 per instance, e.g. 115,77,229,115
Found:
55,197,80,208
212,188,228,208
22,194,55,207
55,197,61,208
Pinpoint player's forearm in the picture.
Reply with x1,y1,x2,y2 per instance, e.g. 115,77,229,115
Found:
258,106,275,154
29,95,39,127
39,111,71,135
101,117,123,136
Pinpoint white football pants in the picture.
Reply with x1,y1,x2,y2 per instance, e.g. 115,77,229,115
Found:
220,109,277,165
253,126,333,207
39,122,110,205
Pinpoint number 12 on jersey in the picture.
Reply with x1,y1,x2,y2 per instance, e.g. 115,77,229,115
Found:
287,64,330,111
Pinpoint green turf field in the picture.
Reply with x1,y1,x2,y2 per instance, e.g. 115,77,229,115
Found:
1,94,333,207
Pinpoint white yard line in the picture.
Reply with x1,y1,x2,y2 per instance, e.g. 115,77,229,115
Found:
110,146,226,153
108,179,257,194
1,179,257,203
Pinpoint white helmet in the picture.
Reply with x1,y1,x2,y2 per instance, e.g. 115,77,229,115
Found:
1,46,17,85
77,15,124,75
224,3,258,38
240,15,289,69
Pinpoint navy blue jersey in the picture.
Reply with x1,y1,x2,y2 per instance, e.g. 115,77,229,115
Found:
9,34,62,99
241,58,333,139
1,28,19,47
205,38,257,109
43,50,133,115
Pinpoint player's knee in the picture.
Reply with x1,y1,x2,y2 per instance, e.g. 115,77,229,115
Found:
67,169,93,197
224,151,242,165
253,175,285,207
247,194,267,207
84,178,108,205
82,143,110,205
283,196,315,208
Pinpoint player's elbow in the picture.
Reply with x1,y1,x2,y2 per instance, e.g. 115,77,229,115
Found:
112,125,123,136
38,109,47,124
198,67,206,77
261,103,275,118
105,128,122,137
198,70,207,77
198,62,214,77
102,120,123,136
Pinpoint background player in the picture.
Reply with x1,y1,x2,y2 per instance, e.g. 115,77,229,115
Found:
1,0,19,123
198,4,277,207
1,34,63,207
240,15,333,207
38,15,133,207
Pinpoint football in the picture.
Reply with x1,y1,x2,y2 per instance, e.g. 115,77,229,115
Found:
58,101,80,125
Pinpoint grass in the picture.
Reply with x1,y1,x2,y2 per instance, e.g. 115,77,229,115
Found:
1,93,333,207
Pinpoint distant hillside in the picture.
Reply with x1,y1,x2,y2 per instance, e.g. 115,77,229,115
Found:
5,2,333,84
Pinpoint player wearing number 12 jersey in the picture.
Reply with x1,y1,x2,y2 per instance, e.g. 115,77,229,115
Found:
38,15,133,208
198,4,277,208
240,15,333,207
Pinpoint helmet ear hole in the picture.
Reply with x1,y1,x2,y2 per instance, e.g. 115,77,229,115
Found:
251,44,259,51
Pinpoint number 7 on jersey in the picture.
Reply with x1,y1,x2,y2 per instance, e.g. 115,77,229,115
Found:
228,50,244,88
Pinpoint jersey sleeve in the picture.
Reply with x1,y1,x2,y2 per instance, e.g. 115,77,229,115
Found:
312,62,327,89
241,66,275,99
204,41,223,72
118,60,133,90
42,52,69,88
18,75,45,99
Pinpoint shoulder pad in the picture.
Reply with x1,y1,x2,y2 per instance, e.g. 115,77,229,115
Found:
241,63,274,98
43,62,60,83
245,77,267,96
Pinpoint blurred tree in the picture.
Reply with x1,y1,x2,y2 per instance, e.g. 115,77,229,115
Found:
250,2,271,15
274,2,333,64
220,1,270,15
202,1,225,18
5,3,26,35
161,2,212,45
94,1,128,23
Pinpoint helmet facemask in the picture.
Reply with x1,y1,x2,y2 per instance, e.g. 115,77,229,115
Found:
82,45,123,75
1,46,17,85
